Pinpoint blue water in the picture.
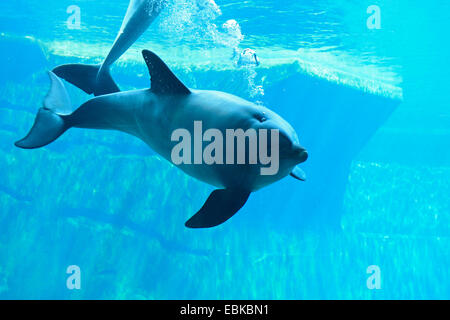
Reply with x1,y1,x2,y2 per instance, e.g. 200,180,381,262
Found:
0,0,449,299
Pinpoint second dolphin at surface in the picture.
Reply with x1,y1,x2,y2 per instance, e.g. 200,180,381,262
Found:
54,0,167,96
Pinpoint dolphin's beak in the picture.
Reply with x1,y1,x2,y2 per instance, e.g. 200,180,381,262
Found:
292,145,308,163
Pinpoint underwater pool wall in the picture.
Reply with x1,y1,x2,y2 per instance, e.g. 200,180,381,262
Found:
9,36,445,300
1,35,402,232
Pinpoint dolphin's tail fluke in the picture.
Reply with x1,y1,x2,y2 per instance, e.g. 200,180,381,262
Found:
53,63,120,96
14,108,67,149
15,72,72,149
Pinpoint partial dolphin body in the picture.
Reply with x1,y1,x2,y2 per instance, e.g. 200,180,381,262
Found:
16,51,308,228
53,0,166,96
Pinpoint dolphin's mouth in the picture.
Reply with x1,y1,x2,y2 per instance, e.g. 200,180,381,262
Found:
297,148,309,163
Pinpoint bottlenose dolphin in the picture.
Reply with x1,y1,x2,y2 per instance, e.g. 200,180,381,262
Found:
53,0,166,96
15,50,308,228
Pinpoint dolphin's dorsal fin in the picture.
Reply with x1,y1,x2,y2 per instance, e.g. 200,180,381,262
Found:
142,50,191,95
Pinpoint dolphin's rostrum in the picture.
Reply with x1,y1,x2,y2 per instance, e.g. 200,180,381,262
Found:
15,50,308,228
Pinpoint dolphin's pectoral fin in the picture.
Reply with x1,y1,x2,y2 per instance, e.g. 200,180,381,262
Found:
142,50,191,95
290,166,307,181
185,189,251,228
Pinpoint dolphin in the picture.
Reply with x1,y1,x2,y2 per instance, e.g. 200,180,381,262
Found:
53,0,166,96
15,50,308,228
